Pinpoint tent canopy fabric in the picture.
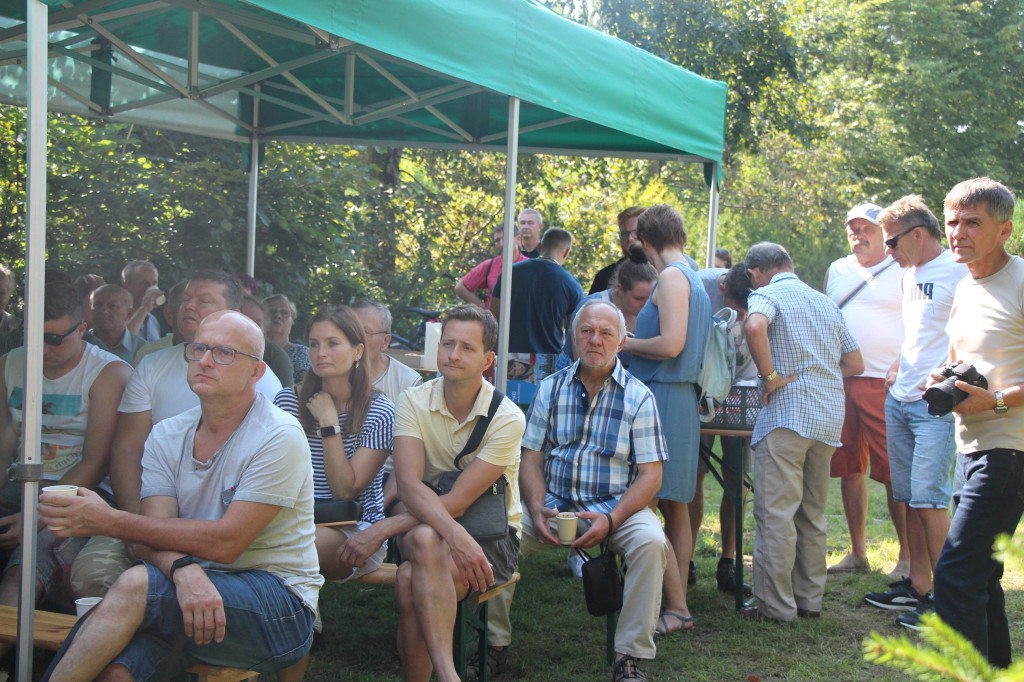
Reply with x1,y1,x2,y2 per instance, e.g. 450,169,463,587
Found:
0,0,727,163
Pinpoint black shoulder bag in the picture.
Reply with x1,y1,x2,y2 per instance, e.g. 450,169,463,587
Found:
574,541,624,616
429,390,509,542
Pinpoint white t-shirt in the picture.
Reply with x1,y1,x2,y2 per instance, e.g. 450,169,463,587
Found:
825,254,904,377
5,343,127,484
891,251,968,402
373,356,423,403
141,394,321,612
946,256,1024,454
119,343,282,424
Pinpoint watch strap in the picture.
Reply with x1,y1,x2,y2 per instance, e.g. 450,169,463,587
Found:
319,424,340,438
994,391,1008,414
759,370,778,383
169,555,197,580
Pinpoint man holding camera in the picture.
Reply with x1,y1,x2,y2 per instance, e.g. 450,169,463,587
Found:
929,177,1024,667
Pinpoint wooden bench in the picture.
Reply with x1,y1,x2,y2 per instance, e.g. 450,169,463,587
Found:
350,563,521,682
0,604,258,681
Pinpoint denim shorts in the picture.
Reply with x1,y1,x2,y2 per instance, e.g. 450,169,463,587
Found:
885,394,956,508
112,563,314,680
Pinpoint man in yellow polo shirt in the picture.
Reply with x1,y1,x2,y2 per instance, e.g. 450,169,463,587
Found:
339,304,524,682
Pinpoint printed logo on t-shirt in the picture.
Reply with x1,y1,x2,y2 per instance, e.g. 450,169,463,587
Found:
905,282,935,303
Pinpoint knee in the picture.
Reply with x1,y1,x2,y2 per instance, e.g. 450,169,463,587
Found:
405,525,444,563
395,565,415,613
107,564,149,604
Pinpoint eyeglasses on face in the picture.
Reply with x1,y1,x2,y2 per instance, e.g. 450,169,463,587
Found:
884,224,925,250
183,342,261,365
43,321,82,346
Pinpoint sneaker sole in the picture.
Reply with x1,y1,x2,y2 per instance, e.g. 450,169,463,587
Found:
897,618,923,631
864,596,918,612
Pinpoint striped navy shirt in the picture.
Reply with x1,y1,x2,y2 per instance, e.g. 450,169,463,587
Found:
273,388,394,523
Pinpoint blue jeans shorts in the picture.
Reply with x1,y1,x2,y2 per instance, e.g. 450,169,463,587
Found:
46,562,314,681
885,394,956,508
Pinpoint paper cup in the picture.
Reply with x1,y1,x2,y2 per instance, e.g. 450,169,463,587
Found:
41,484,78,530
556,511,578,545
75,597,102,618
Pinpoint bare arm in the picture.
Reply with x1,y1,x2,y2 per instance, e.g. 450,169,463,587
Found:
57,362,132,490
306,392,387,499
744,312,796,405
519,447,557,545
108,410,153,514
125,288,163,336
623,267,690,360
840,349,865,378
489,294,501,324
454,281,485,309
0,359,14,493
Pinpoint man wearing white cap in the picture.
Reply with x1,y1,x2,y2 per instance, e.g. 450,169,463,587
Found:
823,203,909,577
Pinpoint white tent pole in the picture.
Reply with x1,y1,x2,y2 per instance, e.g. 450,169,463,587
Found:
705,163,720,268
16,1,48,678
495,96,519,393
245,83,261,277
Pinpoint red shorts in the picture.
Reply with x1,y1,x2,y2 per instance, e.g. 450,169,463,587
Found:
830,376,890,483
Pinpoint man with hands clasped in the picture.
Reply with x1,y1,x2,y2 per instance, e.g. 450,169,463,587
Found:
506,299,669,682
37,311,320,681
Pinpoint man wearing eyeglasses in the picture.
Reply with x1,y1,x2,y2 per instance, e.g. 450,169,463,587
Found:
823,203,909,578
69,271,281,601
862,195,967,627
0,280,131,637
39,310,320,680
352,300,423,403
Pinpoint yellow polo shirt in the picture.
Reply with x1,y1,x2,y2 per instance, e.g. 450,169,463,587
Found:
394,377,525,531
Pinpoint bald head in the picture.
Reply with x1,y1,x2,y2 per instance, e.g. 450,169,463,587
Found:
198,310,265,358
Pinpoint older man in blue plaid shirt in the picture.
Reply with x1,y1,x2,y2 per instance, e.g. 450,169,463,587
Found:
740,242,864,624
501,299,668,682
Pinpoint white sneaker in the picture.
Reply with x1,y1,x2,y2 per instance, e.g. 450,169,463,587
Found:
567,551,584,578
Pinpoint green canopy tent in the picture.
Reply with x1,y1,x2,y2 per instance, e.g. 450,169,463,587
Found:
0,1,726,676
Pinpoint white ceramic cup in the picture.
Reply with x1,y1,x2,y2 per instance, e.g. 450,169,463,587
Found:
41,484,78,530
556,511,578,545
75,597,102,618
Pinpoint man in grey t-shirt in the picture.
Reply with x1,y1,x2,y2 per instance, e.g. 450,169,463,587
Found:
39,311,320,680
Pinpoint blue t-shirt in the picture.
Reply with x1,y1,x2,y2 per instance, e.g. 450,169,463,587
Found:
494,258,584,354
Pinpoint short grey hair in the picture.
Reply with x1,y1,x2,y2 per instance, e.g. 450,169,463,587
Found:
743,242,794,272
572,299,626,342
351,299,392,333
518,208,543,225
121,260,156,282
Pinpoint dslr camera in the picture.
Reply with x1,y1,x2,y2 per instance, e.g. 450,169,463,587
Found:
923,363,988,417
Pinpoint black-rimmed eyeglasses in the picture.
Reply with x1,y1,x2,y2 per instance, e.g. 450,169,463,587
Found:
183,342,261,365
43,321,82,346
884,224,925,250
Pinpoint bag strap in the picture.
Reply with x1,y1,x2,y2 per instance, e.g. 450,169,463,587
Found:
453,389,505,470
837,260,896,309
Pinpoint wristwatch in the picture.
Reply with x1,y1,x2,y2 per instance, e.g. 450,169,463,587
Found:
169,555,197,579
318,425,341,438
758,370,778,383
994,391,1008,414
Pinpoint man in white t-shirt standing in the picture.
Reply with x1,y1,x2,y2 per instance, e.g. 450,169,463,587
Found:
824,203,909,576
862,195,967,627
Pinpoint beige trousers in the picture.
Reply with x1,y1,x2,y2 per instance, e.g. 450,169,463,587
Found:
489,506,667,659
752,428,834,622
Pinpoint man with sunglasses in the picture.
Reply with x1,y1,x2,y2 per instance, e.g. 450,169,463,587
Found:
823,203,909,578
863,195,966,626
69,271,281,600
39,310,320,680
0,280,131,633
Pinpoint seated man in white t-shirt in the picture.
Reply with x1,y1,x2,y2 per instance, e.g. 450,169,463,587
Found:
70,271,282,598
0,280,130,650
39,311,320,680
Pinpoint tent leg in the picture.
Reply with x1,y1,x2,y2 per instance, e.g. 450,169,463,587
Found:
495,96,519,394
246,84,261,278
705,163,720,268
17,1,49,679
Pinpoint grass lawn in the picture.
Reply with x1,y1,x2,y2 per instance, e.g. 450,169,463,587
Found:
308,470,1024,681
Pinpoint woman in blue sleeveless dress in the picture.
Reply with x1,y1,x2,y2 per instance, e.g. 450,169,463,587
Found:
626,204,711,635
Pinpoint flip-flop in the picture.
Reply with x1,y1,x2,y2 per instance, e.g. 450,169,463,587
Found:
655,611,696,636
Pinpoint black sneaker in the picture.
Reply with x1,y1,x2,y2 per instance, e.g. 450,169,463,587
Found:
716,559,753,596
466,645,510,681
896,593,934,631
864,578,924,612
688,560,697,585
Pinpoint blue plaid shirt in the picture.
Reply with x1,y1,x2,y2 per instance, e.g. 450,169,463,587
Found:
747,272,859,447
522,358,668,513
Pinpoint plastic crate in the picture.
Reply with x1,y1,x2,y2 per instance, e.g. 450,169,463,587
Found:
699,385,762,431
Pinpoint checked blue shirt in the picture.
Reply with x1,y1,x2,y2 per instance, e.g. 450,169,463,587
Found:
522,358,668,514
747,271,859,447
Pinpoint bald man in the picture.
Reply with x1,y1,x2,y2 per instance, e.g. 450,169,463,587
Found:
39,311,320,681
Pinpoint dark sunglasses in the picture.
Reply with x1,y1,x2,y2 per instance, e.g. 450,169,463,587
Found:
43,321,82,346
884,224,925,250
